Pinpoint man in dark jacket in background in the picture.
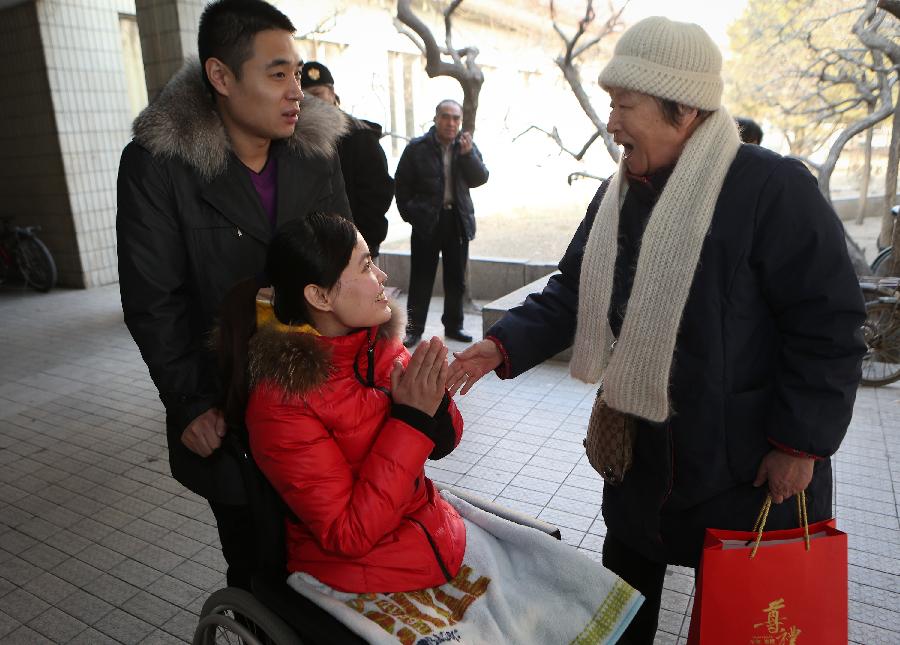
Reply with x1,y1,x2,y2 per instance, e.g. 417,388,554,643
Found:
736,116,763,145
116,0,350,590
395,99,489,347
300,61,394,257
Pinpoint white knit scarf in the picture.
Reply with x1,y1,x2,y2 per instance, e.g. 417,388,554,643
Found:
569,107,741,422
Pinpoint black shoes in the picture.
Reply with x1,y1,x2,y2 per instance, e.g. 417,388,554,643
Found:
404,329,473,347
444,328,473,343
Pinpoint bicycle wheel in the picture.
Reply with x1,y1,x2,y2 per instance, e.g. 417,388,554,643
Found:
15,235,57,292
870,247,894,277
193,587,303,645
860,300,900,386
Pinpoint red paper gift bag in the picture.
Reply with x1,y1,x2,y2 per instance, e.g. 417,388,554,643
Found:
687,495,847,644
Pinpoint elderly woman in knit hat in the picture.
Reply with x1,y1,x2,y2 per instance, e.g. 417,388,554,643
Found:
448,16,865,643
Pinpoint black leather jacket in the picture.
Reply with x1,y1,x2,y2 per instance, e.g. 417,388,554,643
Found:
395,126,488,240
117,64,350,502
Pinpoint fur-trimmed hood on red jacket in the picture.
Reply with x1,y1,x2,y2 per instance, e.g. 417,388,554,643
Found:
245,303,466,593
247,299,406,398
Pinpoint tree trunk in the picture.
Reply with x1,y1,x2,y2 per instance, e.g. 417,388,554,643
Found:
855,108,874,224
880,96,900,249
817,99,893,203
396,0,483,134
461,80,482,135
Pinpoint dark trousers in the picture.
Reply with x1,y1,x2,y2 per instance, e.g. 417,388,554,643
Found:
407,206,468,335
602,533,669,644
209,500,256,591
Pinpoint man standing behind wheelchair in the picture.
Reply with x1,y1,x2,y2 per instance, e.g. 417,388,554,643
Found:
117,0,349,592
449,17,866,644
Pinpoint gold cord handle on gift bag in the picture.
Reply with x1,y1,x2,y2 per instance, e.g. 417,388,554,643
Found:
749,490,810,559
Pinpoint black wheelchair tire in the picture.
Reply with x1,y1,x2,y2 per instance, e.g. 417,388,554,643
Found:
194,587,304,645
15,235,57,292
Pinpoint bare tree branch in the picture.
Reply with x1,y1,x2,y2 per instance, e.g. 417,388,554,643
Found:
534,0,628,163
787,155,823,173
395,0,484,133
877,0,900,23
514,125,602,160
568,171,605,185
382,131,412,143
297,11,339,39
392,18,427,55
855,0,900,63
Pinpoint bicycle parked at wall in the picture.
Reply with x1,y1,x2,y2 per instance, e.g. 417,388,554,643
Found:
869,205,898,276
859,276,900,386
0,217,58,292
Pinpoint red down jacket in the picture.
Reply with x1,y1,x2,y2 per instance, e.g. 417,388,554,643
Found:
245,309,466,593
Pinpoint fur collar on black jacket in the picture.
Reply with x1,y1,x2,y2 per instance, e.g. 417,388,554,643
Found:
247,302,406,398
132,61,348,182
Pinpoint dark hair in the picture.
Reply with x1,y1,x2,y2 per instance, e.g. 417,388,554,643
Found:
198,0,295,94
435,99,463,116
266,213,357,326
654,97,713,128
216,213,357,426
736,117,763,145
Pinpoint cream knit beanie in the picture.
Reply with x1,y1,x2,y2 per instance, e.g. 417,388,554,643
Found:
599,16,723,111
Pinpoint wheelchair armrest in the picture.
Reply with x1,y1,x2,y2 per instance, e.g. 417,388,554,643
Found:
435,483,562,540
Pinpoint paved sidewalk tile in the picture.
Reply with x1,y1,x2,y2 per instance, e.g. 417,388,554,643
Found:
1,285,899,644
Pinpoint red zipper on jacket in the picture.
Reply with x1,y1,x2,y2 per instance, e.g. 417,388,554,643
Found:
407,516,453,583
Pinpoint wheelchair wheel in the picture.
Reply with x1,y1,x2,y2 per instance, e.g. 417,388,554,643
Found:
193,587,303,645
861,300,900,386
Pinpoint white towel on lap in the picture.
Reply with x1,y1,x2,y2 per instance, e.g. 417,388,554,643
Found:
287,492,643,644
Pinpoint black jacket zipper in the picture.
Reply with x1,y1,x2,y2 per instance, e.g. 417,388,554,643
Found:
352,329,390,396
408,516,453,582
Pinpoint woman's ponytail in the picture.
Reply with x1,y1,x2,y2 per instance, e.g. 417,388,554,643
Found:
215,276,265,430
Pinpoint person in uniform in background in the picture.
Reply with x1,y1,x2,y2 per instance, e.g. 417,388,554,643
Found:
301,61,394,258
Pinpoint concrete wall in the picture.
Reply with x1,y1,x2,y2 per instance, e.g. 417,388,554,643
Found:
135,0,202,100
833,194,900,222
378,250,556,302
0,1,76,283
0,0,137,288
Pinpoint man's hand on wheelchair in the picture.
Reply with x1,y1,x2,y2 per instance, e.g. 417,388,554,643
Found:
182,407,226,457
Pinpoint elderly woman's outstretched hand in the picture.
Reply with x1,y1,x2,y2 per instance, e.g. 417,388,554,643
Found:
447,340,503,396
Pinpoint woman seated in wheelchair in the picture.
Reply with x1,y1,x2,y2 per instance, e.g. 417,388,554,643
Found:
222,211,464,593
217,213,640,644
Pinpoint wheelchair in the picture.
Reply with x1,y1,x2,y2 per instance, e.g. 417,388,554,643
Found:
192,431,562,645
